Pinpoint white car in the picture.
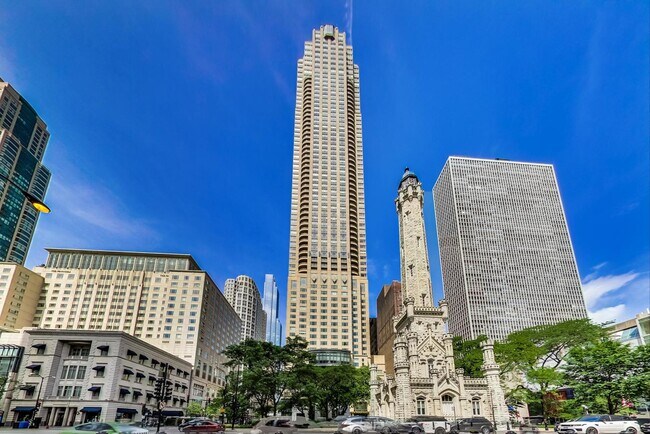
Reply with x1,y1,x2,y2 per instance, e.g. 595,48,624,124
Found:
339,417,396,434
557,415,641,434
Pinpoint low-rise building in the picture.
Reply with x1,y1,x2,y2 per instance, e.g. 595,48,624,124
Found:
3,329,192,426
606,311,650,347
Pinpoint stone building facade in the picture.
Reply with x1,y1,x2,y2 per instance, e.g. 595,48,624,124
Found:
2,329,191,426
369,169,509,428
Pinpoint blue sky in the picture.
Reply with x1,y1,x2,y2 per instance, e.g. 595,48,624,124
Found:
1,1,648,329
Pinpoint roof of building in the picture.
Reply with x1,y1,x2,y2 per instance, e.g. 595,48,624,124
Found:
398,167,419,189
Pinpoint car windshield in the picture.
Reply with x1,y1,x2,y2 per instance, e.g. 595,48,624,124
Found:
577,416,602,422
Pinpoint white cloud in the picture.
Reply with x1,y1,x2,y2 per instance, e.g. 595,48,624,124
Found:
581,263,649,325
588,304,627,325
26,159,158,268
47,177,155,238
582,272,639,309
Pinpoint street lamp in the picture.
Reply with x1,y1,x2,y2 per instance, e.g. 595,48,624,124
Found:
0,172,51,213
31,374,55,427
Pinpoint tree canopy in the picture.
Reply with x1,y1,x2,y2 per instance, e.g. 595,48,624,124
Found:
564,339,650,414
222,337,369,419
494,319,607,420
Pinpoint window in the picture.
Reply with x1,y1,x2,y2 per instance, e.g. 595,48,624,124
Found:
416,398,426,415
472,399,481,415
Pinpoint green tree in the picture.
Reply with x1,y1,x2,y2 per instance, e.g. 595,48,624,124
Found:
453,335,487,378
317,365,370,418
495,319,606,420
215,371,249,425
185,401,203,417
223,337,314,417
563,339,645,415
283,361,321,420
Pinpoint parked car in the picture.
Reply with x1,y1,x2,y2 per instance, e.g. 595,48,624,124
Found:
449,417,494,434
179,418,210,430
60,422,149,434
251,417,312,434
556,415,641,434
179,421,225,433
405,416,449,434
338,416,396,434
634,418,650,434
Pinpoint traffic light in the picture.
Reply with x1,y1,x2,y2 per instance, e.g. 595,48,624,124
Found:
154,377,164,401
163,380,173,401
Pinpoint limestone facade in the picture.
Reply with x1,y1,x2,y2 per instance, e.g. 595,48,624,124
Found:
370,169,509,429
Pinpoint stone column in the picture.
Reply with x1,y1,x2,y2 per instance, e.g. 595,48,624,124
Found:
370,365,380,416
407,332,419,375
456,368,468,417
430,369,442,415
394,337,412,421
443,334,455,372
481,340,510,432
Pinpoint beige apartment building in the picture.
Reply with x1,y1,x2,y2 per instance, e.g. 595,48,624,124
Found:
30,249,241,402
3,329,190,426
286,25,370,366
224,275,266,341
0,263,44,330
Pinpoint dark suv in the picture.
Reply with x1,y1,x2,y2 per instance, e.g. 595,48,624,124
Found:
450,417,494,434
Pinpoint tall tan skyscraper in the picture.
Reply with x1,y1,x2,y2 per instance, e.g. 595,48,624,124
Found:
286,25,369,365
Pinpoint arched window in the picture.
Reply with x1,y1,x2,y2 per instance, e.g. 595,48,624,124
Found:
442,394,453,402
416,397,426,415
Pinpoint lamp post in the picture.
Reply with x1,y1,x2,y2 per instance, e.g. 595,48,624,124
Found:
0,172,51,213
31,375,54,427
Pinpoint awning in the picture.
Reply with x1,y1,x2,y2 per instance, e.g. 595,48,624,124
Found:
132,391,143,397
181,385,187,390
97,345,109,351
31,343,46,349
123,369,134,375
19,385,36,391
151,359,159,366
25,364,41,370
92,365,106,371
119,388,131,395
139,354,149,361
146,393,154,398
161,410,184,417
176,368,183,375
136,372,145,378
127,350,137,357
88,386,101,392
174,382,181,388
116,408,138,415
12,407,35,412
80,407,102,413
